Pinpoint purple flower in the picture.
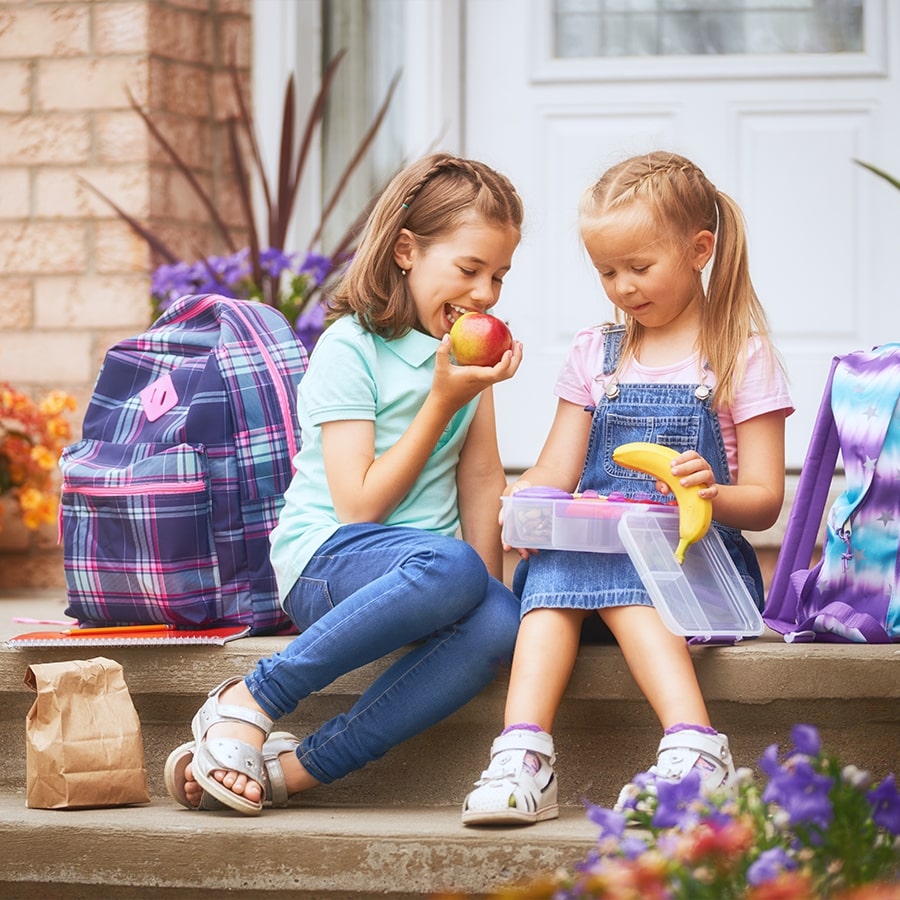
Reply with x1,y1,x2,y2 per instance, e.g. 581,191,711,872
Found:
295,300,328,352
585,802,626,840
300,251,333,285
759,742,783,778
619,834,650,860
151,261,198,308
790,724,821,758
260,248,297,279
763,757,834,832
867,773,900,835
651,771,702,828
747,846,797,885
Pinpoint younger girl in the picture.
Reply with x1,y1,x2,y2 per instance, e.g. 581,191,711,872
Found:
165,153,524,815
462,151,793,826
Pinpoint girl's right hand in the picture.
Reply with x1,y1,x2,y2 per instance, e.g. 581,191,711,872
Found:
432,334,523,412
499,478,537,557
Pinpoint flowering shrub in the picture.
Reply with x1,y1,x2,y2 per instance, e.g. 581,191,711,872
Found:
0,385,75,531
84,51,397,355
151,247,336,351
490,725,899,899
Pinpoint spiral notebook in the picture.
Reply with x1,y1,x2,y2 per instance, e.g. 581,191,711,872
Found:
6,624,251,649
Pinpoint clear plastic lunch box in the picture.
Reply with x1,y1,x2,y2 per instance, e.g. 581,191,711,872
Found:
501,489,764,642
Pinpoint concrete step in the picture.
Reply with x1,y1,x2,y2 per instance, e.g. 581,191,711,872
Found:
0,795,598,899
1,592,898,897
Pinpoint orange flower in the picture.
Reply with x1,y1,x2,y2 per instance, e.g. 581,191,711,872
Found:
0,384,76,531
681,816,755,868
746,871,816,900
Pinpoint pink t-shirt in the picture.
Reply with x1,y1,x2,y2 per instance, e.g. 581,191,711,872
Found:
554,327,794,483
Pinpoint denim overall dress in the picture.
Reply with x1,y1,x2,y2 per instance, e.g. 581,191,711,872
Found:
514,325,764,619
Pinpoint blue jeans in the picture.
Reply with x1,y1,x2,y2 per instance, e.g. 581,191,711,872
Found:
244,523,520,784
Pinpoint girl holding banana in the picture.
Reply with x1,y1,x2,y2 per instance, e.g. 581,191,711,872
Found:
462,151,793,826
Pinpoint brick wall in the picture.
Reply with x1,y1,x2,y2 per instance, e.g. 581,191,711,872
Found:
0,0,251,589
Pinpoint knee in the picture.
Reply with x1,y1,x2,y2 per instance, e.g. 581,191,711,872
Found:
427,539,489,597
470,580,521,662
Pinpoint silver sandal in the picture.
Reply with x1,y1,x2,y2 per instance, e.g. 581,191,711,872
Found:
165,730,302,811
184,677,273,816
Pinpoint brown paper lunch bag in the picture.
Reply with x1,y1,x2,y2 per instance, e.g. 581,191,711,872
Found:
24,656,150,809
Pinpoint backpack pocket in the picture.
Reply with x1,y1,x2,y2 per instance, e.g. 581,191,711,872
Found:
60,439,222,626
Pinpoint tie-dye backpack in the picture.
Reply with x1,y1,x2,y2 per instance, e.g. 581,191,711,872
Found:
59,294,307,634
765,343,900,643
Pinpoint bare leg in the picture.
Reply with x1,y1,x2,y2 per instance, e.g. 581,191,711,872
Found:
599,605,710,730
503,607,588,732
182,681,321,807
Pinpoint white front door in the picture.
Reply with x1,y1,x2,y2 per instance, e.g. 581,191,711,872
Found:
463,0,900,471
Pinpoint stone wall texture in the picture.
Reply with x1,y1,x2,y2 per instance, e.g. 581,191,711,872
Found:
0,0,251,588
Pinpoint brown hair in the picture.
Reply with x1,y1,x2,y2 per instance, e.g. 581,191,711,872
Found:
580,151,777,409
328,153,523,339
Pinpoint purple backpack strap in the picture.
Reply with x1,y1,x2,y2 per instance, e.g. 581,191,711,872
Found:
763,357,841,635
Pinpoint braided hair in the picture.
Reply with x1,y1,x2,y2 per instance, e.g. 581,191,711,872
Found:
579,151,775,410
329,153,523,339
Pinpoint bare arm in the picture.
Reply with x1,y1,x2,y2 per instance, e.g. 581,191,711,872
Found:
323,335,523,524
456,389,508,580
500,399,593,559
505,398,593,497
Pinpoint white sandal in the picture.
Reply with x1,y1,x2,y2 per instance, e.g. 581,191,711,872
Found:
461,729,558,826
165,730,302,811
177,677,274,816
651,730,735,790
615,729,736,812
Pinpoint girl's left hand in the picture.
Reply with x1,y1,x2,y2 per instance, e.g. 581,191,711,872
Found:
659,450,719,501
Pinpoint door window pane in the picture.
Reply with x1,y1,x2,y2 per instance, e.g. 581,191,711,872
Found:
554,0,864,58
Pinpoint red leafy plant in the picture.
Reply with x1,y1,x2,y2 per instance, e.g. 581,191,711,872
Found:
83,52,399,350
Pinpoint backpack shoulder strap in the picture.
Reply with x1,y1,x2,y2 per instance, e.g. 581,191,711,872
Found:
764,355,841,632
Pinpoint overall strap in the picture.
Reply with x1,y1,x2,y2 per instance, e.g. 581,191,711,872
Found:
601,325,625,375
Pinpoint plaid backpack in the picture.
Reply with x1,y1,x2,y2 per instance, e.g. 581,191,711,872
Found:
60,294,307,634
765,343,900,643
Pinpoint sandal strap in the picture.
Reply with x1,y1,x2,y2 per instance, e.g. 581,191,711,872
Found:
657,730,730,762
653,730,733,785
263,732,301,808
490,729,556,763
193,677,273,742
195,736,267,786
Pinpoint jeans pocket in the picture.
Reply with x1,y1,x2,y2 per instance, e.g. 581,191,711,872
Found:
284,576,334,632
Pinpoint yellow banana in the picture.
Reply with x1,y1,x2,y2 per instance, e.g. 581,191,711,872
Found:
611,441,712,564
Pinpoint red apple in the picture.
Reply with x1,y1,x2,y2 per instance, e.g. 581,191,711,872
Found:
449,313,513,367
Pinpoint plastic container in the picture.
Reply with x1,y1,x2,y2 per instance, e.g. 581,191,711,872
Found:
501,490,677,554
617,512,763,641
501,490,763,641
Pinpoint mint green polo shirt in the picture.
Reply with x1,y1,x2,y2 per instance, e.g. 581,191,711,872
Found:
269,314,479,602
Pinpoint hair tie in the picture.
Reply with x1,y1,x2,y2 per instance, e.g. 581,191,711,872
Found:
401,203,409,210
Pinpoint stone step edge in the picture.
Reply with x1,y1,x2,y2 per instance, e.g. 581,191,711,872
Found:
3,635,899,704
0,793,597,897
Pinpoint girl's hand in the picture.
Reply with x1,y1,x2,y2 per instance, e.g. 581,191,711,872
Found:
498,477,534,542
432,335,523,412
658,450,719,501
502,477,533,499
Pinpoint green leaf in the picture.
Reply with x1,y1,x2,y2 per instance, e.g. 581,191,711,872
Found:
854,159,900,192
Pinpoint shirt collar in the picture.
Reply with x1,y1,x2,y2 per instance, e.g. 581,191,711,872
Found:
377,325,439,368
